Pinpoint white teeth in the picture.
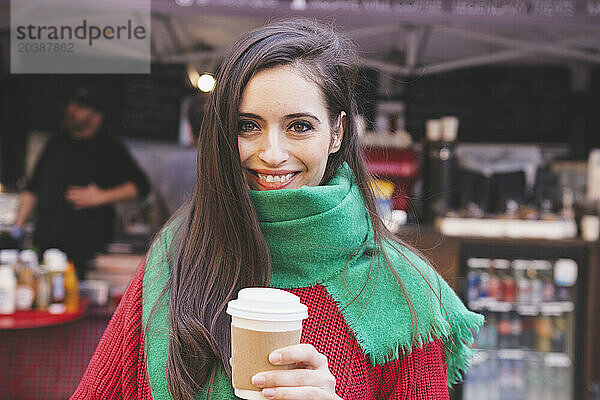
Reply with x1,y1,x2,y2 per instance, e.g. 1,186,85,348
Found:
257,173,295,184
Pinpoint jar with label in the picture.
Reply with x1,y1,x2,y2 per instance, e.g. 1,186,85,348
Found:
43,249,67,314
35,267,51,311
15,249,37,311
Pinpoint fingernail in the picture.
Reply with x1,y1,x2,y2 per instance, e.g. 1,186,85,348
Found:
263,388,275,398
269,352,282,364
252,374,265,386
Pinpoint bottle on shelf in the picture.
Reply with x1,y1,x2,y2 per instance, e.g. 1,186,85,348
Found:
542,270,556,302
515,269,531,303
552,315,567,353
521,315,536,351
479,271,490,299
502,272,516,303
529,268,544,303
487,313,498,349
488,269,502,301
468,270,480,303
498,312,513,348
510,312,523,348
536,314,554,352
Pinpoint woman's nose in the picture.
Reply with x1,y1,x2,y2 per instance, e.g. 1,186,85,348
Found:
258,130,288,166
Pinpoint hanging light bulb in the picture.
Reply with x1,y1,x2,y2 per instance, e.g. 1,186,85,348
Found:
197,73,216,92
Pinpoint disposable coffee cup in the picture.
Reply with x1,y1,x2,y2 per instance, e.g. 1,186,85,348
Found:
227,288,308,400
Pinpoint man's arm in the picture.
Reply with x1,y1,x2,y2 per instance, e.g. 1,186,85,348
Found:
64,181,139,210
98,181,139,204
14,191,37,227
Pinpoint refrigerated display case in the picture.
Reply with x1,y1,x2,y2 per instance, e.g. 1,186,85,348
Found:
458,243,587,400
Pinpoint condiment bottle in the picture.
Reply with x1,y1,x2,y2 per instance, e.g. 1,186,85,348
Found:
0,249,18,269
36,266,51,311
15,249,37,311
0,249,18,315
64,260,79,313
44,249,67,314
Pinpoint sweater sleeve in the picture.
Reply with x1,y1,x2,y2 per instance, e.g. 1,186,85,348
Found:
377,339,449,400
70,262,153,399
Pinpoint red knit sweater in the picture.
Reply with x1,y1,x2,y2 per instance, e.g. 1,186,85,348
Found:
71,264,449,399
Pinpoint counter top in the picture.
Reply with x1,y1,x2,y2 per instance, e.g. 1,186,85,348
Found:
0,298,89,330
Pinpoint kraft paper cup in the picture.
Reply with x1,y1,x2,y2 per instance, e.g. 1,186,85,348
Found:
227,288,308,400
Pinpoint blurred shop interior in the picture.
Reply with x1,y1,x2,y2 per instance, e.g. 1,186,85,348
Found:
1,1,600,399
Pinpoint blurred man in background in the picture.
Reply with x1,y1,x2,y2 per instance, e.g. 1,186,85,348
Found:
13,87,150,278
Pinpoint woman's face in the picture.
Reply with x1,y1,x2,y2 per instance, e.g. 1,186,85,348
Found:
237,65,343,191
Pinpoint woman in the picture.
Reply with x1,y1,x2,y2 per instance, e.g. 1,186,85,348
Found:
72,19,483,400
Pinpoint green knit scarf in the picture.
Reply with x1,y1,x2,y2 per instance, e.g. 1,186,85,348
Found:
142,163,484,399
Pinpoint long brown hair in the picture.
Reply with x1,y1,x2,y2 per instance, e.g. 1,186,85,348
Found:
153,18,432,400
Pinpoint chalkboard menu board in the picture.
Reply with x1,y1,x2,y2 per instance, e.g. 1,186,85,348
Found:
9,64,187,142
405,66,571,144
120,64,186,141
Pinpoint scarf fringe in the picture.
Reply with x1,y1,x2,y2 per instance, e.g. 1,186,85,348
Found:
350,306,484,386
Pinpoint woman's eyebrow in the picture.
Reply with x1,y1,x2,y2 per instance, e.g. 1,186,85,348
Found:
285,113,321,123
239,112,264,121
239,112,322,124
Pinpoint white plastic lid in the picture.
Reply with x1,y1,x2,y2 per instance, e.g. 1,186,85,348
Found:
20,249,38,265
43,248,67,271
227,288,308,322
0,249,18,266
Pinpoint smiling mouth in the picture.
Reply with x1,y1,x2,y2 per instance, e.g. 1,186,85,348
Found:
248,170,300,188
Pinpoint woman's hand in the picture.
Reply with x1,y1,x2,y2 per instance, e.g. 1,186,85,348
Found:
251,343,341,399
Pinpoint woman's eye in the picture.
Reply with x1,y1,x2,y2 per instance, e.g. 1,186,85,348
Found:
290,122,313,133
239,121,258,132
